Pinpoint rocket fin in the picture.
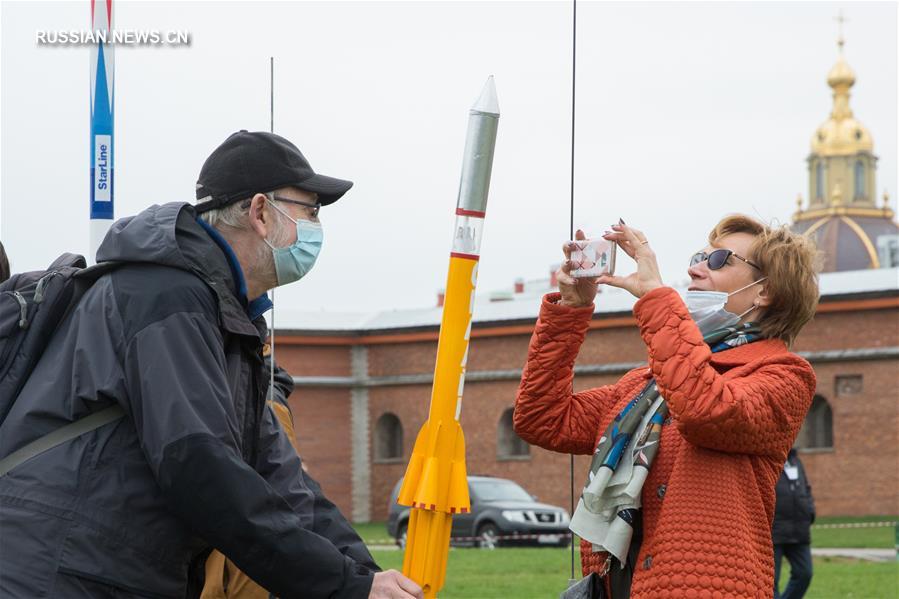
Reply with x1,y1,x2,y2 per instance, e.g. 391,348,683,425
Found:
397,420,431,507
399,419,470,513
447,426,470,513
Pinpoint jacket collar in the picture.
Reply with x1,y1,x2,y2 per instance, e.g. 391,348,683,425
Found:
638,337,789,381
195,218,273,321
709,337,788,366
171,206,264,340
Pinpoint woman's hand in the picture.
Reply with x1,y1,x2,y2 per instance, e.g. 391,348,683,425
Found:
557,229,600,308
597,222,664,299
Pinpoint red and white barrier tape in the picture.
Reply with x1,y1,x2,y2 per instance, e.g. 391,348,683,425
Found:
811,521,897,530
366,532,572,545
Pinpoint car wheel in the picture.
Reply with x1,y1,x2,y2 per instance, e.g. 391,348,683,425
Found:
477,523,500,550
396,522,408,550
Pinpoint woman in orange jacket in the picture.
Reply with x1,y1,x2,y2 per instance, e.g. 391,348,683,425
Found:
514,215,820,598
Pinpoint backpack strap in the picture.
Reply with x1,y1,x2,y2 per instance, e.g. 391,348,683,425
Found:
47,253,87,270
0,405,124,477
49,260,123,341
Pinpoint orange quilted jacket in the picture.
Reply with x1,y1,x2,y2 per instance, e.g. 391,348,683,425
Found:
514,287,816,598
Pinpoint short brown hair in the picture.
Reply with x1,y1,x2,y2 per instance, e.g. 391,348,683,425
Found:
709,215,821,346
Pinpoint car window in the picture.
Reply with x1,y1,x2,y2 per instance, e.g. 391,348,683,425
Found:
470,479,532,502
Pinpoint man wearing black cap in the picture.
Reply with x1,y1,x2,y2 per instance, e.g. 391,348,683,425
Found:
0,131,421,599
193,130,352,298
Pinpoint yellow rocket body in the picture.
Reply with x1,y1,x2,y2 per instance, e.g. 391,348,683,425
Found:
398,255,477,597
397,76,499,599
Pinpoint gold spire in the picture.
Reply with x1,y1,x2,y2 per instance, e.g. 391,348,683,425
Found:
835,10,848,51
795,14,893,223
811,15,873,157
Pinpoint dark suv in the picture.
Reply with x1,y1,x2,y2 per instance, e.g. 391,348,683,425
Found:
386,475,570,549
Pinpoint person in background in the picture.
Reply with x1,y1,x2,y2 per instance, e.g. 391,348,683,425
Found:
772,448,816,599
201,355,342,599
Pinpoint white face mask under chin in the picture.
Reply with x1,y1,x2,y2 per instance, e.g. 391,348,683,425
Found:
684,277,767,335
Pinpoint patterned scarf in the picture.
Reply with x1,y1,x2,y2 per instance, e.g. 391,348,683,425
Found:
568,323,762,570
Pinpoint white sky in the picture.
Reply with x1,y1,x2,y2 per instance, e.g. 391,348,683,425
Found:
2,1,897,320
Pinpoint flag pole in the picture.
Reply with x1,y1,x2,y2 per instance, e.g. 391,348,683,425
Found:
89,0,115,264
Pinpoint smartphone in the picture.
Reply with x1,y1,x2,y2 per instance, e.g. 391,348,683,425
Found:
570,238,616,278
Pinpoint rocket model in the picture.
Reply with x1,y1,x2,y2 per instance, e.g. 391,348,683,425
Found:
397,77,499,598
89,0,115,264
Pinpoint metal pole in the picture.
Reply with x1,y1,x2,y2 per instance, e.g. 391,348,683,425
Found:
568,0,578,587
269,57,275,398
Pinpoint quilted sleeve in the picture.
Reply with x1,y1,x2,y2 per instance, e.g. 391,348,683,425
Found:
513,293,624,455
633,287,817,456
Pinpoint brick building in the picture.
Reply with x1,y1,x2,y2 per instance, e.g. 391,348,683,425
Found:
274,267,898,523
273,37,898,524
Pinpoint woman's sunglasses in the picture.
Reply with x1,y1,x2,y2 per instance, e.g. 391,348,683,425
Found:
690,248,760,271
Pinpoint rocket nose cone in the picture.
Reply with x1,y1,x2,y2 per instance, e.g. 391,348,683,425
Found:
472,76,500,116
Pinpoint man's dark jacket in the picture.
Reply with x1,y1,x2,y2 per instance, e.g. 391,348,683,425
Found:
772,449,816,545
0,202,377,598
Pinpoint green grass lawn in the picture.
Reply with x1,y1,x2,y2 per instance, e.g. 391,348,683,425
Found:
367,549,898,598
354,518,899,598
778,556,897,599
353,521,393,545
355,516,899,548
812,516,898,549
369,548,577,598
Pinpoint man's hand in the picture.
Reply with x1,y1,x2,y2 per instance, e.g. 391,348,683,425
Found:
369,570,424,599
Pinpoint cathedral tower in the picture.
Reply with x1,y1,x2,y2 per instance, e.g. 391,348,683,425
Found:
792,23,898,271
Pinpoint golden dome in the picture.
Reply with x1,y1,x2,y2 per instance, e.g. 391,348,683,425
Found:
811,117,873,156
810,43,873,157
827,54,855,88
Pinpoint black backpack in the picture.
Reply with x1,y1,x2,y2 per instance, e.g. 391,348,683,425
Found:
0,254,123,475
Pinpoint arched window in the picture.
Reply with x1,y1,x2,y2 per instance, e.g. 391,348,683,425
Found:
497,408,530,459
814,162,824,201
854,160,865,199
374,413,403,462
796,395,833,450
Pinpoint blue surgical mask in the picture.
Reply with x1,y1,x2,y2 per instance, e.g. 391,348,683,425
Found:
265,199,323,286
684,277,767,335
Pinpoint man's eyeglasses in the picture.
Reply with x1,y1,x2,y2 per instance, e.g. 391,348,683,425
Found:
690,248,760,271
271,195,321,219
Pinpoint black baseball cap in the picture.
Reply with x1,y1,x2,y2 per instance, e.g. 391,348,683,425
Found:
195,130,353,213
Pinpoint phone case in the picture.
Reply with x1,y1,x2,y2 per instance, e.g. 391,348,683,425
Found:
570,238,616,277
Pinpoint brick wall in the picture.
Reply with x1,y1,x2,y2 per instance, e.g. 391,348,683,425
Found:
798,359,899,515
288,387,354,517
368,341,438,377
793,307,899,352
277,344,351,377
369,384,431,519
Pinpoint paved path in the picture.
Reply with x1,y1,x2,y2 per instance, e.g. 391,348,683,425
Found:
812,548,895,562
